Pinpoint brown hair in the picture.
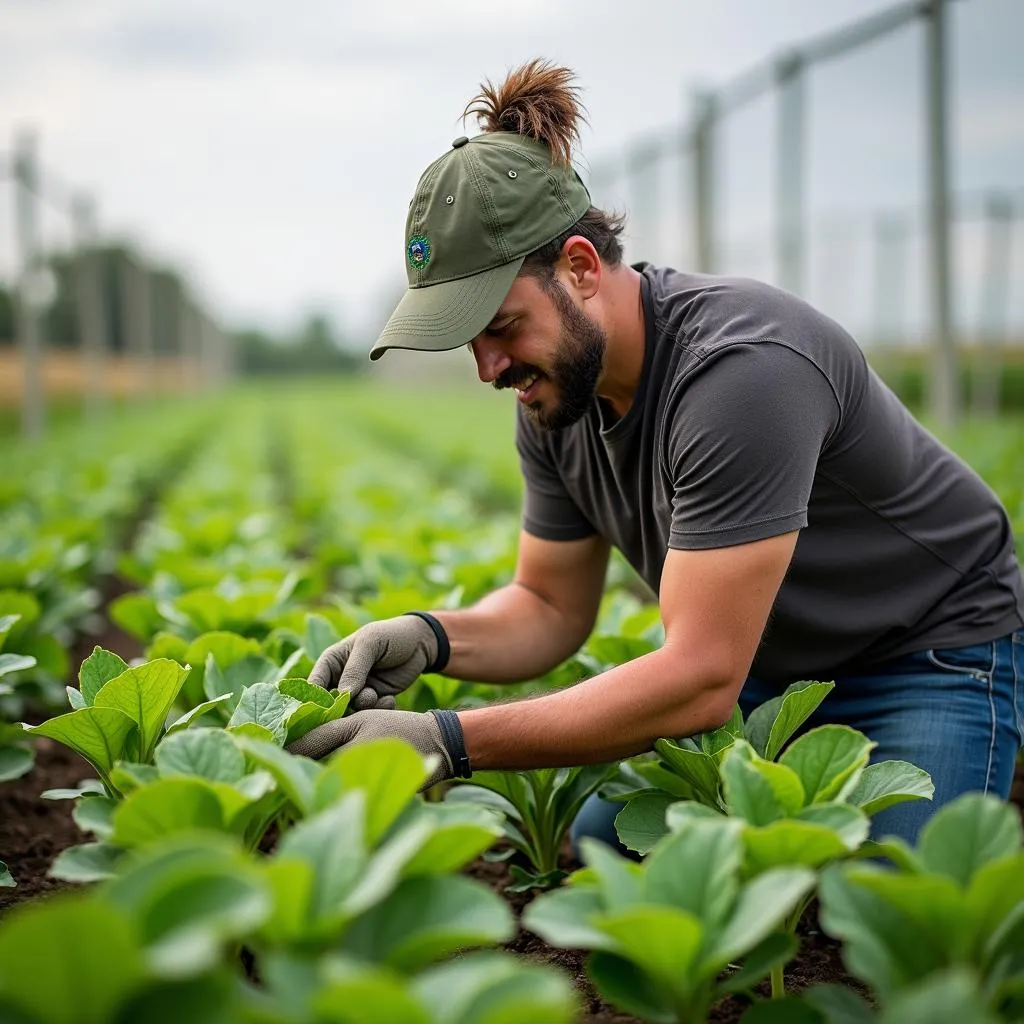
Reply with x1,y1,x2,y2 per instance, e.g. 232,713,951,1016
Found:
463,58,626,282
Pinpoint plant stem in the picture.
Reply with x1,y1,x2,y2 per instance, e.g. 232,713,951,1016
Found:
770,962,785,999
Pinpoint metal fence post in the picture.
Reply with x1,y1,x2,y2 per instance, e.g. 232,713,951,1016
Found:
691,90,717,274
776,51,806,296
924,0,958,426
12,129,45,440
971,192,1014,417
72,194,107,421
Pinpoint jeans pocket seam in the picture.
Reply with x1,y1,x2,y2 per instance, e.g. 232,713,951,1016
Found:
1012,634,1024,744
925,645,995,680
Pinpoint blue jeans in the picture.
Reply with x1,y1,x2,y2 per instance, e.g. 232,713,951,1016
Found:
571,630,1024,855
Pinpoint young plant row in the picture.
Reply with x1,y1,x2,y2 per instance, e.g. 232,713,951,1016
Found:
15,639,1024,1023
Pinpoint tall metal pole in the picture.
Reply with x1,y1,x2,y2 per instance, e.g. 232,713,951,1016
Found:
12,129,45,440
691,90,717,274
924,0,958,426
72,194,107,422
776,52,806,296
122,256,156,398
872,213,910,349
971,193,1014,417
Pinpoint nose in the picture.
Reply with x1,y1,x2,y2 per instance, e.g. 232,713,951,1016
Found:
469,336,512,384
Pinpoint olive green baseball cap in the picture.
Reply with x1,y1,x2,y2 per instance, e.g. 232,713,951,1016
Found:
370,132,592,361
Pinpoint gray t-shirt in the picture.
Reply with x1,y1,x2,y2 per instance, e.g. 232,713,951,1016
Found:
516,263,1024,683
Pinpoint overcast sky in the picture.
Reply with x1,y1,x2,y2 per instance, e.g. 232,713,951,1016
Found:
1,0,1021,345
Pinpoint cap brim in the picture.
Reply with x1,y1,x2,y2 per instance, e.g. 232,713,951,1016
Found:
369,256,524,361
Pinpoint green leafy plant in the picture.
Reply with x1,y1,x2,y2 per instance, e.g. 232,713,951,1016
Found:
446,763,620,891
21,648,190,794
815,793,1024,1022
614,682,933,856
524,815,816,1023
0,738,579,1024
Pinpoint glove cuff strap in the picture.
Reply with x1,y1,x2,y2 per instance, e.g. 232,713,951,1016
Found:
430,709,472,779
405,611,451,674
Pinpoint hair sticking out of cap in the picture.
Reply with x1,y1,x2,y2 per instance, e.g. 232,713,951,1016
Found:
462,59,587,169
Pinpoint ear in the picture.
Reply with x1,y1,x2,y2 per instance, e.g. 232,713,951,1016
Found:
558,235,601,300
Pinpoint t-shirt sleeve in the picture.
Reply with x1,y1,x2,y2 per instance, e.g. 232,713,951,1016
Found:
665,342,840,550
515,408,597,541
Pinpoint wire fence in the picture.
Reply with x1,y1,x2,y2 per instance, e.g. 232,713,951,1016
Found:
0,129,233,440
582,0,1022,424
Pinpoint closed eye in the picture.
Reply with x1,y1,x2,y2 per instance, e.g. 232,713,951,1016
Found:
486,319,517,339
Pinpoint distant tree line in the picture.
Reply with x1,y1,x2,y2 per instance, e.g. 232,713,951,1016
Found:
0,246,365,376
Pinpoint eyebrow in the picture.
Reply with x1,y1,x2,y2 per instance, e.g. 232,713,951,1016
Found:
487,308,518,328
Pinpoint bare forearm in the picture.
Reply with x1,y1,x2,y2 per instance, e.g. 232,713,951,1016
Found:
458,648,738,769
431,582,589,684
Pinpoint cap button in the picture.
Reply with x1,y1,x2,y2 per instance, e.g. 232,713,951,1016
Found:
451,136,469,149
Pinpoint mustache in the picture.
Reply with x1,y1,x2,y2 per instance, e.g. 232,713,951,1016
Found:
493,365,544,391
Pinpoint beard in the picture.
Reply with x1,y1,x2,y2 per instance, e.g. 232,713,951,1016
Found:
494,281,606,431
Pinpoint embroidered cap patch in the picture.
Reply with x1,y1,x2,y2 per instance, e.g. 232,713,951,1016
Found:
407,234,432,271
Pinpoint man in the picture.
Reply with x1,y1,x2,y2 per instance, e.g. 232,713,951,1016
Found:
292,60,1024,847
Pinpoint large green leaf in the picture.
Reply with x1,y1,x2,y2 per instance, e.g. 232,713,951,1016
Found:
397,802,504,877
339,875,513,971
795,804,871,849
965,854,1024,955
49,842,124,882
111,777,226,847
0,896,146,1024
0,653,36,679
73,795,118,839
652,739,721,806
744,680,835,760
596,905,704,990
309,963,430,1024
155,728,246,783
105,837,269,979
320,737,429,843
743,818,857,875
643,819,742,927
233,734,320,816
163,694,233,737
612,791,677,854
705,867,816,970
917,792,1024,887
845,760,934,817
303,613,342,660
413,951,579,1024
578,838,645,914
721,742,787,825
203,653,278,710
109,592,164,642
93,660,191,761
0,743,33,782
522,886,621,952
276,792,368,931
79,647,130,706
227,681,299,744
26,706,138,776
778,725,873,804
818,865,958,999
879,968,1001,1024
587,951,677,1024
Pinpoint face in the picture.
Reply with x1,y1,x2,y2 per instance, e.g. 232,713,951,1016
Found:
470,273,606,431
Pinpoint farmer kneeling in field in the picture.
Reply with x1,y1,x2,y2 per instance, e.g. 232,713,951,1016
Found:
292,60,1024,847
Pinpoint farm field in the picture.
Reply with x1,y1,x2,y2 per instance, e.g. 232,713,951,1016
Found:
1,377,1022,1024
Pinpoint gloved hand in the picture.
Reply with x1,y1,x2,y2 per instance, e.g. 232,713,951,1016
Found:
308,613,448,711
286,708,465,790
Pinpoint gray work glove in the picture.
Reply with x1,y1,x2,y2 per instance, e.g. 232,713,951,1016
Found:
286,708,455,789
308,614,445,712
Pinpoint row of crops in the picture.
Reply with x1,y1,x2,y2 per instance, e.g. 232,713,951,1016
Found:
1,381,1022,1024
